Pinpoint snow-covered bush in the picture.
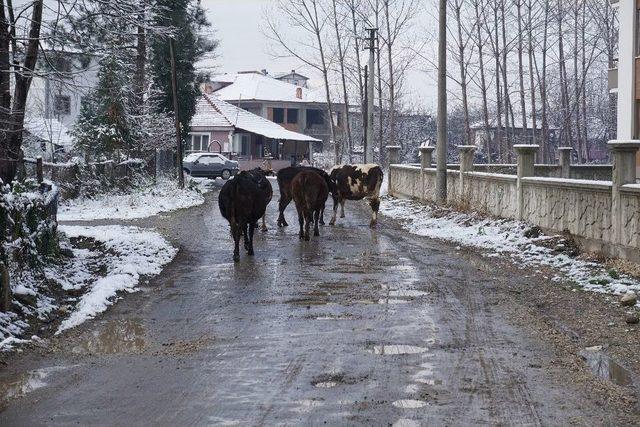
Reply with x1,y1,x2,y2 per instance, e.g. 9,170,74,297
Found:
0,180,59,269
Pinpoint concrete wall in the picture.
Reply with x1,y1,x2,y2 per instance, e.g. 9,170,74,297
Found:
389,162,640,262
440,164,612,181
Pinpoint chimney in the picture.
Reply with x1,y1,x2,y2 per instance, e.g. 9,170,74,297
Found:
202,82,214,94
296,87,303,99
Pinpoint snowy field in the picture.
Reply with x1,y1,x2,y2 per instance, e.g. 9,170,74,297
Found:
58,178,214,221
380,197,640,298
0,225,177,350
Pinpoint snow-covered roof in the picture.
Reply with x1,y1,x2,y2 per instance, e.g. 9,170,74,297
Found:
274,71,310,80
24,117,73,147
210,72,327,104
193,94,320,142
191,97,234,128
470,118,559,131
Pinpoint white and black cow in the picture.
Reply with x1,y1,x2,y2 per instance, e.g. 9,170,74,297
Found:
329,164,384,228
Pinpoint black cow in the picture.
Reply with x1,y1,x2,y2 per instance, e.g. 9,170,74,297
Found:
218,168,272,262
329,164,384,228
276,166,337,227
242,168,274,231
291,170,329,241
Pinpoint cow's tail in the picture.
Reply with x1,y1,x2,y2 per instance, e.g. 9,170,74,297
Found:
373,167,384,198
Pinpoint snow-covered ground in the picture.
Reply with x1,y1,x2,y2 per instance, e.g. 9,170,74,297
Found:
0,225,177,350
58,178,213,221
380,197,640,297
56,225,177,332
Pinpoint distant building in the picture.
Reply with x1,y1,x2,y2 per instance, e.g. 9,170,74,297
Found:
202,71,350,153
470,119,559,156
189,94,320,170
609,0,640,173
273,70,310,88
27,48,99,130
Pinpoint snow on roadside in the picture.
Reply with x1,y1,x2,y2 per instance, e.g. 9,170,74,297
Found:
380,197,640,297
58,178,212,221
56,225,177,332
0,225,177,350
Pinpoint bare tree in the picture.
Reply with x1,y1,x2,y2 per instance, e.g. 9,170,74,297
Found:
265,0,339,161
0,0,44,184
330,0,354,161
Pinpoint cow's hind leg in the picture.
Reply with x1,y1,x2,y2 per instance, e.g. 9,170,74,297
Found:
369,197,380,228
304,210,311,241
247,221,255,256
232,222,241,262
277,196,291,227
313,209,320,236
261,214,268,232
319,207,325,225
340,200,346,218
329,198,339,225
297,208,305,239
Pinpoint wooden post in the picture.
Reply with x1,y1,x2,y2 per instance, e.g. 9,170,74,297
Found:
0,263,10,312
169,38,185,189
36,156,43,183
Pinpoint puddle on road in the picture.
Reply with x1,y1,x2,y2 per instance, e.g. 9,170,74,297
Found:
388,290,428,298
368,345,429,355
392,399,428,409
72,318,146,355
579,347,633,386
287,298,330,306
0,365,71,402
393,419,421,427
314,381,338,388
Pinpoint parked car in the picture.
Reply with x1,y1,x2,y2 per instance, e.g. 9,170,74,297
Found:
183,153,239,180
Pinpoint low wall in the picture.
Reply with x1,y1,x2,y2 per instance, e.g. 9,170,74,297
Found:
436,163,612,180
389,164,640,262
520,177,613,246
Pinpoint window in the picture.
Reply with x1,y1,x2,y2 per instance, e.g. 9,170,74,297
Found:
287,109,299,124
306,109,325,127
273,108,285,124
199,155,223,165
54,95,71,115
190,133,210,152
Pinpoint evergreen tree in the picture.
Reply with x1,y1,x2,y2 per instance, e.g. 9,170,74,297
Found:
71,54,135,161
149,0,216,142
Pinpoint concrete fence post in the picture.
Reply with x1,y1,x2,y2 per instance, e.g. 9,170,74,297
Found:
387,145,401,197
558,147,573,179
457,145,476,205
609,140,640,246
515,144,539,220
419,146,435,169
419,146,435,200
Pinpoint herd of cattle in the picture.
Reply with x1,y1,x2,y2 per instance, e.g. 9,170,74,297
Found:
218,164,384,262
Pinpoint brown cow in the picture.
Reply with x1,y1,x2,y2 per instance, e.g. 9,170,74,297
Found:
291,170,329,241
329,164,384,228
276,166,336,227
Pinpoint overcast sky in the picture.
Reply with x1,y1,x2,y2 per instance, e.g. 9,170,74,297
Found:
199,0,437,110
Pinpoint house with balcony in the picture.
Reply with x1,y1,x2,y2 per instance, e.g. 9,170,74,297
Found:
188,93,320,170
609,0,640,174
202,71,350,153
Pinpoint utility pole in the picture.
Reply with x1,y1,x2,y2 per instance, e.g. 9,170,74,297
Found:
364,28,378,164
170,37,185,189
435,0,447,204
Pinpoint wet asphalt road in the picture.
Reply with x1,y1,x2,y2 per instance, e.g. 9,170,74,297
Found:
0,181,627,425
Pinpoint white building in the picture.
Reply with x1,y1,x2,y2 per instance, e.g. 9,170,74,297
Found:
610,0,640,173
